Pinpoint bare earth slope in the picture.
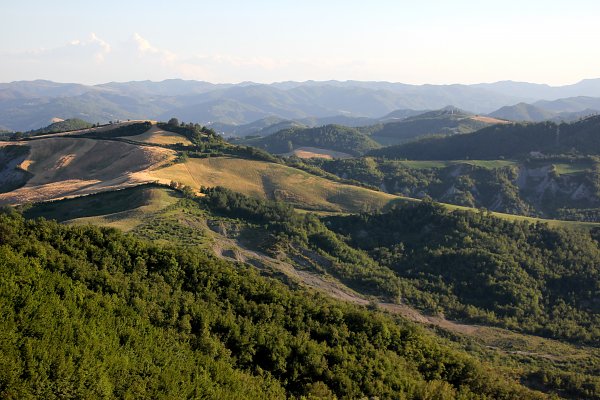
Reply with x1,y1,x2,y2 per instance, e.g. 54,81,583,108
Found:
0,138,174,204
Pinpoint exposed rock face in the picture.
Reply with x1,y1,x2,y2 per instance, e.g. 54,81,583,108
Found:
517,165,597,206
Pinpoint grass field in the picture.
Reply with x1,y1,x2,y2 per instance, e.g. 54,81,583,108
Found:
149,157,402,213
24,185,180,231
552,162,593,175
441,202,599,230
397,159,518,170
123,125,192,146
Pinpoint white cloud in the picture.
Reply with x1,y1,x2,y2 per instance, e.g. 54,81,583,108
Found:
89,33,111,61
0,32,373,84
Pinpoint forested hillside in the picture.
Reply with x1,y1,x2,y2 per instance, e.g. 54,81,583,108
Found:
370,116,600,160
245,124,381,156
306,156,600,220
0,210,551,399
197,188,600,343
364,107,501,146
29,118,93,135
325,201,600,343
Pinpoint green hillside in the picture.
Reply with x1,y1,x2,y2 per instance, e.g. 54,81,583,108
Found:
306,156,600,221
16,184,600,398
245,124,381,156
370,116,600,160
0,209,555,399
365,107,501,146
30,118,93,135
489,103,556,122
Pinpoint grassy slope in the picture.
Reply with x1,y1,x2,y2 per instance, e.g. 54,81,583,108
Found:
150,157,402,212
149,157,598,229
396,159,518,169
123,125,192,146
23,185,179,231
246,124,381,156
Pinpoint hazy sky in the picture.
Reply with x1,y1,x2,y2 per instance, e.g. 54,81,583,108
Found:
2,0,599,85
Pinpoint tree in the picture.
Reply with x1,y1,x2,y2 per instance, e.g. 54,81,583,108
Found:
10,132,24,141
168,117,180,127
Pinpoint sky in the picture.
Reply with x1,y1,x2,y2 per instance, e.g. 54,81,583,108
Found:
1,0,600,85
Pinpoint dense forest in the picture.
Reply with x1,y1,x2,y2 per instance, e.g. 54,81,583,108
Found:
246,124,381,156
0,209,552,399
325,201,600,343
369,116,600,160
197,187,600,344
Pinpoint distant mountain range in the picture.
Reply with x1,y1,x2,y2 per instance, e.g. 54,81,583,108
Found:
489,96,600,122
2,78,600,131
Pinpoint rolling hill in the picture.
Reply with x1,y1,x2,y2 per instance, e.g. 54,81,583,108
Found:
28,118,93,135
148,156,398,212
244,124,381,156
0,79,529,131
534,96,600,113
489,99,600,122
4,78,600,132
369,115,600,160
209,116,306,138
0,122,174,205
489,103,557,122
366,106,509,146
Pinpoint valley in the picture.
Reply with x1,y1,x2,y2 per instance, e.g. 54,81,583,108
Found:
3,3,600,398
1,94,599,399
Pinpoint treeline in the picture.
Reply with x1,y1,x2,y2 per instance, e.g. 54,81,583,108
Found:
30,118,93,135
72,121,152,139
158,121,219,145
0,210,548,399
370,116,600,160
